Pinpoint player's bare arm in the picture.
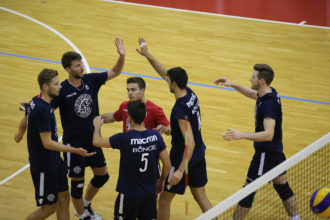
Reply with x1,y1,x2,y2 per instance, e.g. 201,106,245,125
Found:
169,119,195,186
157,149,171,194
15,115,27,143
107,37,126,80
223,118,275,142
214,77,257,100
101,112,116,123
136,38,171,87
39,132,96,157
93,116,111,148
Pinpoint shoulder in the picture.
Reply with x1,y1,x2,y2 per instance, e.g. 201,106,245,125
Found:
146,100,162,110
120,101,129,107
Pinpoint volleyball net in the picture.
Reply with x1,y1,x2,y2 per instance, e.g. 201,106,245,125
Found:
196,132,330,220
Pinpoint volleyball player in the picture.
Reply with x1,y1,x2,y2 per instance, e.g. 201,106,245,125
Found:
136,38,214,220
101,76,170,134
15,68,95,220
92,101,171,219
215,64,300,220
50,38,125,220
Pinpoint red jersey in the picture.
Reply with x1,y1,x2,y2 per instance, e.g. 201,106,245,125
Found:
113,100,170,132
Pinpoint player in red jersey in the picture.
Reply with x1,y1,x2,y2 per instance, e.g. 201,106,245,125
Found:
102,77,171,134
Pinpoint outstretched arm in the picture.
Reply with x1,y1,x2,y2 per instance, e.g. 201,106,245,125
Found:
136,38,171,87
214,77,257,100
107,38,126,80
15,115,27,143
101,112,116,123
40,132,96,157
93,116,111,148
223,118,275,142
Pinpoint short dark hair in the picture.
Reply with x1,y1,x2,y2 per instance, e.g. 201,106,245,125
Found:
38,68,58,90
127,101,146,124
127,77,146,89
61,51,82,69
254,64,274,85
167,67,188,89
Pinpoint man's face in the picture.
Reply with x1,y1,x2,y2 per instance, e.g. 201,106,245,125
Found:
127,83,144,101
250,71,261,90
67,59,84,79
47,76,62,98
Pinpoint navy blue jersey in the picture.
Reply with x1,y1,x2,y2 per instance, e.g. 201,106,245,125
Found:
254,87,283,152
27,96,62,172
51,72,107,137
170,86,205,167
109,129,166,198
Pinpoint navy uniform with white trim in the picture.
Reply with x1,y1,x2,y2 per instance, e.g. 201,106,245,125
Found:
27,96,68,206
51,72,108,178
165,86,207,194
110,130,166,219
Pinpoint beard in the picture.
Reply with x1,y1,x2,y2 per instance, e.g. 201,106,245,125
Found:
48,90,58,99
73,74,83,79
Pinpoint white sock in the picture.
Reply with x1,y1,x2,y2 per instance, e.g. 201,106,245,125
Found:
290,215,300,220
83,198,91,207
79,212,88,219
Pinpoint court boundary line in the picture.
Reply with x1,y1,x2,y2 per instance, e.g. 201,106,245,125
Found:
100,0,330,30
0,6,91,73
0,7,91,186
1,51,329,106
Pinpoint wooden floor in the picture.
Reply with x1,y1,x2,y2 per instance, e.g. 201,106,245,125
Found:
0,0,329,219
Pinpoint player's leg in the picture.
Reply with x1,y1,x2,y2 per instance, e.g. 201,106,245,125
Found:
232,181,255,220
56,191,70,220
158,191,176,220
190,186,213,213
26,203,58,220
55,163,70,220
83,145,109,219
273,174,299,219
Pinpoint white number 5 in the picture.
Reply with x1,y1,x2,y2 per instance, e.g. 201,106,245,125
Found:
139,153,149,172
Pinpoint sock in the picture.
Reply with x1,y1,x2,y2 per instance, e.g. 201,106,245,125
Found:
83,198,91,207
79,212,88,219
290,215,300,220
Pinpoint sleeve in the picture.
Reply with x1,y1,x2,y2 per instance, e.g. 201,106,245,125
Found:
113,103,124,121
154,106,170,126
36,107,52,133
157,133,166,152
85,72,108,91
109,133,124,150
262,99,278,120
172,103,188,121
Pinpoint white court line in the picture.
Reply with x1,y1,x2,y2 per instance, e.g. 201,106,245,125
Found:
0,6,90,185
0,136,63,186
0,6,91,73
100,0,330,30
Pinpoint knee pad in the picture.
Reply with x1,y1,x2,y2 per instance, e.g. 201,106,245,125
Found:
273,182,294,201
238,191,256,208
71,180,84,199
91,173,109,188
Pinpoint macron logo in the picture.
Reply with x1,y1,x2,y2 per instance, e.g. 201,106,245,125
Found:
130,135,158,145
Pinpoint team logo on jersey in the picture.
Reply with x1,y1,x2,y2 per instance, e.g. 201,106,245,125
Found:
74,94,93,118
73,166,82,174
47,194,55,202
85,84,89,90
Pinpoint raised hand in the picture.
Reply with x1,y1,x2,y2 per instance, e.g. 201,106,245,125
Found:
136,37,149,56
214,77,233,87
115,37,125,57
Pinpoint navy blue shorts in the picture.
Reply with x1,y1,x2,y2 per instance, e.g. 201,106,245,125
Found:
63,133,106,178
114,193,157,220
30,162,68,206
246,151,286,183
164,158,208,195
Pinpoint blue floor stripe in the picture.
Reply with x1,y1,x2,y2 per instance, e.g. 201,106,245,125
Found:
1,52,329,105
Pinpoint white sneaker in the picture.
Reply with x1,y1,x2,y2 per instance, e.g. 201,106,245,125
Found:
85,203,102,220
